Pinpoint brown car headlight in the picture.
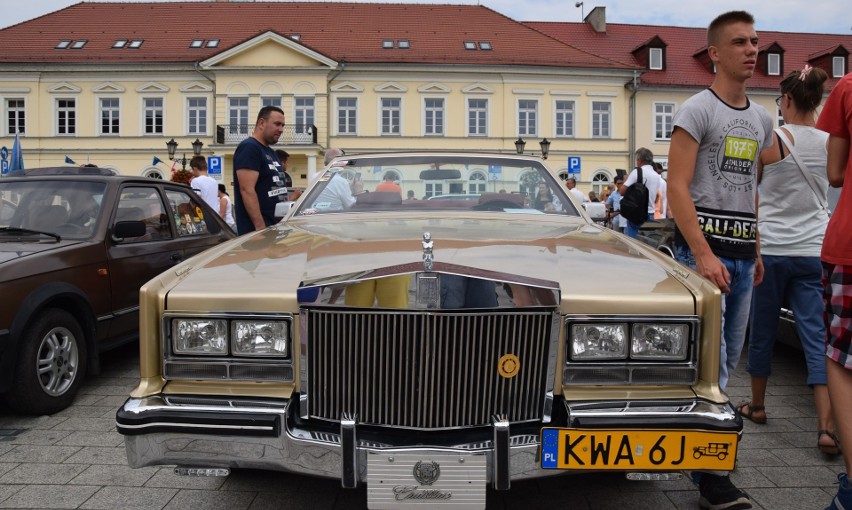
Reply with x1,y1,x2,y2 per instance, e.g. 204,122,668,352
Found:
570,323,628,360
631,323,689,360
232,320,289,357
172,318,228,355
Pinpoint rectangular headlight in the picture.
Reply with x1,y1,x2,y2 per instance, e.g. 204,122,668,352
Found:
631,323,689,360
232,320,290,357
570,323,628,360
172,318,227,355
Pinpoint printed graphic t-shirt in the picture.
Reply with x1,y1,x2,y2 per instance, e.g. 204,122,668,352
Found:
232,137,286,234
672,89,774,259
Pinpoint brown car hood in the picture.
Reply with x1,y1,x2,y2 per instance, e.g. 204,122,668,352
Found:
168,215,695,314
0,239,83,267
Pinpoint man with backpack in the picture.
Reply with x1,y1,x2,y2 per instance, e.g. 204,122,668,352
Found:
618,147,661,238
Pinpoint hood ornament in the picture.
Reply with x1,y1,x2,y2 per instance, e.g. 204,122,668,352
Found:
422,232,433,272
417,232,438,308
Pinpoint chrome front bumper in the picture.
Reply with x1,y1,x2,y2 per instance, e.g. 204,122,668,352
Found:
116,395,740,485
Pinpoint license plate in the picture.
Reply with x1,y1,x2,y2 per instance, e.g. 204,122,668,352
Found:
540,428,738,471
367,451,486,509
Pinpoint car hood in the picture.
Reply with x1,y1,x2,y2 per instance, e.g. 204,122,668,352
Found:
0,239,83,265
167,216,696,315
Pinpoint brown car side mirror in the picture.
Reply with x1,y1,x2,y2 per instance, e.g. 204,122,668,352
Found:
111,220,147,242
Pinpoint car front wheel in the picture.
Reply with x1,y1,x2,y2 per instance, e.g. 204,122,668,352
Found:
3,309,87,415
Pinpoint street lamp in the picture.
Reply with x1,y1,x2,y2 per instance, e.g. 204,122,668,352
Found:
514,137,526,155
165,138,204,171
539,138,551,160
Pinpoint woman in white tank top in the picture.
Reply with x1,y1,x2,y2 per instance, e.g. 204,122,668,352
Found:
218,184,236,231
739,65,838,455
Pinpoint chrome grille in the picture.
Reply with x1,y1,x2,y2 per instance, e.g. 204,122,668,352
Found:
305,309,554,429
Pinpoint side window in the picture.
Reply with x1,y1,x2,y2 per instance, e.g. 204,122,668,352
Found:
115,186,172,243
165,189,211,237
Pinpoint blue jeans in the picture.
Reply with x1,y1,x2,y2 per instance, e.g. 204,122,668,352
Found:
748,255,826,385
625,213,654,238
675,244,754,391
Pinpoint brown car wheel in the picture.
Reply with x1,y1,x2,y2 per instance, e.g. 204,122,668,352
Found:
4,308,88,415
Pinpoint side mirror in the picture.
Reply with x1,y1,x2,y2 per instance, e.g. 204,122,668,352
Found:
111,220,146,242
274,201,296,218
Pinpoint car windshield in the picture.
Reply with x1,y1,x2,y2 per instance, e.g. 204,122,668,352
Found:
0,180,107,240
295,155,579,217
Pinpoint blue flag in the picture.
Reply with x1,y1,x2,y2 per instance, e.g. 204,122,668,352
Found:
9,132,24,172
64,155,76,165
152,156,163,166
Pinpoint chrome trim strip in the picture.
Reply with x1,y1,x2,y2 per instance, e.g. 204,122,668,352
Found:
300,308,310,419
340,413,358,489
113,305,139,317
564,399,739,424
492,415,510,491
118,422,273,432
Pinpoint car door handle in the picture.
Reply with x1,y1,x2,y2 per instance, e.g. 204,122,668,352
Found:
170,253,183,263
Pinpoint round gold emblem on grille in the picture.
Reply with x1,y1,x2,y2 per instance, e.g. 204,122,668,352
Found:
498,354,520,378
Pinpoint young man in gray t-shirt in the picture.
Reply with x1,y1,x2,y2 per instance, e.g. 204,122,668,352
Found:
667,10,773,510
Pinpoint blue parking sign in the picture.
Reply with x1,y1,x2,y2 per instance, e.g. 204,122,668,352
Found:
567,156,581,175
207,155,223,176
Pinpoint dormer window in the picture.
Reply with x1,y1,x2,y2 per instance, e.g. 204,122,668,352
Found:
382,40,393,49
464,41,476,50
112,40,127,49
767,53,781,75
70,40,87,49
834,56,846,77
398,40,410,49
649,48,663,70
190,40,203,48
55,40,71,49
128,40,143,49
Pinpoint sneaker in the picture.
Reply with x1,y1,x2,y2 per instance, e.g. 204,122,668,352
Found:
827,473,852,510
698,473,752,510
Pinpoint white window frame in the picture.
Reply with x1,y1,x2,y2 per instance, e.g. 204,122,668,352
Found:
554,99,575,138
591,101,612,139
142,96,164,135
55,97,77,136
379,97,402,136
468,171,487,194
424,181,444,198
186,97,207,136
5,98,26,136
767,53,780,76
517,99,538,137
653,102,676,141
336,97,358,136
833,56,846,78
423,97,445,136
261,96,282,108
466,98,488,137
99,96,121,136
228,96,250,136
294,96,315,129
649,48,663,70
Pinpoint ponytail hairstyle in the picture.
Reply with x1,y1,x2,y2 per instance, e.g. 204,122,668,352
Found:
779,65,828,114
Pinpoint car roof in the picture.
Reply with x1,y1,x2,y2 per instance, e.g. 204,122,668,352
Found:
2,170,191,188
7,166,118,177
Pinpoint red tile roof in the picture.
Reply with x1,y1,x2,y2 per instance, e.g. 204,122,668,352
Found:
0,2,630,69
527,21,852,91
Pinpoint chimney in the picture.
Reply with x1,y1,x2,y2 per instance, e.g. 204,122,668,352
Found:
585,6,606,33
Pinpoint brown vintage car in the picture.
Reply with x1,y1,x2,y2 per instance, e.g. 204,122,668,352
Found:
0,167,234,415
117,153,740,509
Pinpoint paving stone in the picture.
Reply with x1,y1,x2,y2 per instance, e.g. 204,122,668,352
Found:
757,466,838,487
734,448,787,468
0,444,81,463
64,446,130,465
572,490,677,509
729,466,776,488
249,490,339,510
0,463,88,484
71,393,111,406
738,431,794,449
774,447,846,467
749,487,831,510
0,415,68,430
81,486,178,510
765,385,814,396
54,405,118,419
57,430,124,448
50,417,116,432
0,484,23,504
0,464,17,478
0,484,99,509
69,464,159,487
144,467,227,490
162,489,256,510
220,469,302,492
7,429,72,446
329,488,370,510
91,395,132,408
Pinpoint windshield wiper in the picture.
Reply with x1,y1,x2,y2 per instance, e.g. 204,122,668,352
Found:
0,227,61,241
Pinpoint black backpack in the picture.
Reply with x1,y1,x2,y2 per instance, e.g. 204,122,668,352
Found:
619,166,649,225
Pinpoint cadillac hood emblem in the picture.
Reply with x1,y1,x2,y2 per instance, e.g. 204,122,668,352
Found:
412,460,441,485
498,354,520,378
422,232,433,272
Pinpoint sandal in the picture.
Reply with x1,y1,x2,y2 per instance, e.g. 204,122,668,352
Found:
736,401,767,424
819,430,841,456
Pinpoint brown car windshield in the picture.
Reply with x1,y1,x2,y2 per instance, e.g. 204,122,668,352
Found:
0,180,107,240
296,155,580,217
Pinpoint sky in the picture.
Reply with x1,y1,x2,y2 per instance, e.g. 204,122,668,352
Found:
0,0,849,33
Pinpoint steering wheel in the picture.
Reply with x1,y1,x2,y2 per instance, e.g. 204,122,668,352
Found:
471,199,524,211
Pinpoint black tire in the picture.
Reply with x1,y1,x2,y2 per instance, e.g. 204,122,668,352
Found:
3,308,87,415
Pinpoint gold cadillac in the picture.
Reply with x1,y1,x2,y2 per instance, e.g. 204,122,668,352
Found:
116,153,741,509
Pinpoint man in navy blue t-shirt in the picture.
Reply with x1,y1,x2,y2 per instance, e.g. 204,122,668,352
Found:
233,106,287,234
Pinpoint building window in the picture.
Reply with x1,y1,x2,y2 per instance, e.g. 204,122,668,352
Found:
143,98,164,135
469,171,486,194
591,101,611,138
295,97,315,129
767,53,780,75
654,102,675,140
649,48,663,70
518,99,538,136
424,182,444,198
834,56,846,78
592,171,611,194
424,98,444,136
261,96,281,108
467,98,487,136
100,98,120,135
57,99,76,135
228,97,249,135
6,99,25,135
187,97,207,135
381,98,401,135
555,100,575,137
464,41,476,50
338,97,357,135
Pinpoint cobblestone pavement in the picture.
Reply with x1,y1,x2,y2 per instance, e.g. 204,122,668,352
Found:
0,341,844,509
